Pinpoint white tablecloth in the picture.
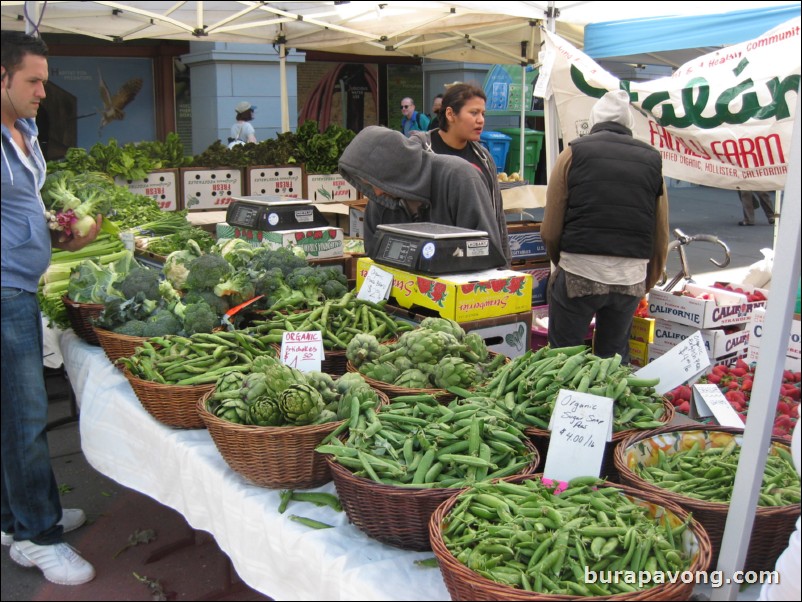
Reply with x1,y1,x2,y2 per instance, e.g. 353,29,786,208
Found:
62,331,450,601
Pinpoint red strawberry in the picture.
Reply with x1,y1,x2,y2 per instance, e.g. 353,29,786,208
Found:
313,230,324,239
677,385,692,402
295,232,304,241
740,379,753,392
731,367,747,378
706,373,722,384
461,283,475,294
490,280,506,293
329,229,338,239
677,401,690,414
507,277,525,294
735,358,751,372
417,277,433,294
431,282,447,303
727,381,740,391
257,232,263,241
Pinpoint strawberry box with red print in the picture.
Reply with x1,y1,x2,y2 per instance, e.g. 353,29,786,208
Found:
356,257,532,322
216,223,344,258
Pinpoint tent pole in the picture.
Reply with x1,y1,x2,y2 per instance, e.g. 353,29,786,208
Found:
280,40,290,133
711,90,802,601
544,1,559,185
25,1,40,36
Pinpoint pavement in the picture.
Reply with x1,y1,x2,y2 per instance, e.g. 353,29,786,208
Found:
0,184,778,601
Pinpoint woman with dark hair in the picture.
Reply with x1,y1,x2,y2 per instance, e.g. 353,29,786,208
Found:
410,83,510,265
229,101,257,146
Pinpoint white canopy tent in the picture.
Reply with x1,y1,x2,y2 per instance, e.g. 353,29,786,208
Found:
2,3,800,599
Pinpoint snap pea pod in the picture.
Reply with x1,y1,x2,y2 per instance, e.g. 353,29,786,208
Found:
439,478,695,595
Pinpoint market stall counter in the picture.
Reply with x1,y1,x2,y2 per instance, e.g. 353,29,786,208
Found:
62,330,449,601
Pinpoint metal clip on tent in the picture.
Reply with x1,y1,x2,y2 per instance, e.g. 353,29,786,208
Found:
659,228,731,292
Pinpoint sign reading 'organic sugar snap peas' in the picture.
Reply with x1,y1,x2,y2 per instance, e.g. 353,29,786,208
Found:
544,390,614,482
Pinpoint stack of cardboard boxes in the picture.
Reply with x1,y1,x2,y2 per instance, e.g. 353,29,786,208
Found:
635,282,770,367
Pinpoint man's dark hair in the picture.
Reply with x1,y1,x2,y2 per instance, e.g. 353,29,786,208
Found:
439,83,486,133
1,30,48,81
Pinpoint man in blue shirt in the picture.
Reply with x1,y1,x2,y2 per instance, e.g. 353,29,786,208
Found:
2,29,100,586
400,97,430,137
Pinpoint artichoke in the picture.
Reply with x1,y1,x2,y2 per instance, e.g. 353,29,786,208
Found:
248,395,284,426
304,370,339,404
279,384,325,425
241,373,268,404
394,368,432,389
346,333,383,368
463,332,489,362
361,361,401,384
386,329,459,365
335,372,369,396
432,356,479,390
420,317,466,341
263,362,306,398
216,370,246,394
392,356,414,372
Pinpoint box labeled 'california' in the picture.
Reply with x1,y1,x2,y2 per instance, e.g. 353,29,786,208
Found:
216,223,343,258
356,257,532,322
648,283,768,329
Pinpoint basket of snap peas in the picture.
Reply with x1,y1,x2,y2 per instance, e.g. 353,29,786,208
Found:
317,393,540,551
429,476,711,601
198,360,389,489
477,345,673,480
615,424,801,573
118,331,277,429
94,326,149,366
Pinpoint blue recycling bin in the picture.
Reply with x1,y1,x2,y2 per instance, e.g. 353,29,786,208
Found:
479,130,512,173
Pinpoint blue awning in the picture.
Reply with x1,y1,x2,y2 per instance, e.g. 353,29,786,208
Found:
583,4,800,60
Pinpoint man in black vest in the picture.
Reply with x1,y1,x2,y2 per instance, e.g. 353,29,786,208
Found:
541,90,669,359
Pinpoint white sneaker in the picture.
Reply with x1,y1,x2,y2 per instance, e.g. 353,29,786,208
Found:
1,508,87,546
10,540,95,585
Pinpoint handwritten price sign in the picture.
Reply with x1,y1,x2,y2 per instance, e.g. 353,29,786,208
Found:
280,331,324,373
635,330,709,395
543,390,614,482
691,383,745,427
357,264,393,303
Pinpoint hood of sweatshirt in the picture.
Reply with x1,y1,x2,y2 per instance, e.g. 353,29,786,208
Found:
338,126,433,212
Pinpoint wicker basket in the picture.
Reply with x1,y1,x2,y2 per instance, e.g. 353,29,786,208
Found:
429,476,712,601
62,296,104,346
94,327,148,365
197,389,390,489
325,440,539,551
615,424,800,573
525,398,675,482
123,368,212,429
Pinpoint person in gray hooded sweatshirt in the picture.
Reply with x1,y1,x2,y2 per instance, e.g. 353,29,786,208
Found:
338,126,509,266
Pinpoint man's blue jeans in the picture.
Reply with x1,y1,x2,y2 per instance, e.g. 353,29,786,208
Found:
1,287,64,544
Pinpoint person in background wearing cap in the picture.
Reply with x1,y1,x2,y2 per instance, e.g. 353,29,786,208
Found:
541,89,669,360
229,101,257,146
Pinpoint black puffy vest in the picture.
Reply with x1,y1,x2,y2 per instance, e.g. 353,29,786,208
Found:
561,123,663,259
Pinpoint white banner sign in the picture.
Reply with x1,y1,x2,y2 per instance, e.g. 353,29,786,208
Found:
542,18,800,190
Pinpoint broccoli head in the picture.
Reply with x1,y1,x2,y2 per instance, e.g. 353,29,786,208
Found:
141,309,182,337
286,266,325,304
184,290,230,316
214,271,256,306
182,301,218,335
247,246,306,277
113,320,147,337
321,279,348,300
119,266,162,301
184,253,232,292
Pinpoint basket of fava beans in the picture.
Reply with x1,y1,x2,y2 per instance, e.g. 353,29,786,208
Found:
614,424,800,572
429,475,711,601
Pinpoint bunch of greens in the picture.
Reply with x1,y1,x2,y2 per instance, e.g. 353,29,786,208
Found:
143,227,216,256
294,120,355,174
66,252,135,305
48,133,192,180
192,131,299,169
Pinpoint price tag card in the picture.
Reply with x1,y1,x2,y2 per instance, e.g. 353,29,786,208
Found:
543,390,614,482
357,264,393,303
634,331,709,395
691,383,745,427
280,331,324,373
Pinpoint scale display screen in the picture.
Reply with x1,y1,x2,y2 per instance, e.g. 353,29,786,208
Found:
382,237,416,263
230,204,259,228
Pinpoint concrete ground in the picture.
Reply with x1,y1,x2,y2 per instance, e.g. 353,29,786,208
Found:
0,184,778,601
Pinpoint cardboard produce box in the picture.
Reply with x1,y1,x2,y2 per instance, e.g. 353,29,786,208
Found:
507,221,546,261
216,223,343,258
630,317,656,343
384,305,532,359
511,258,550,306
651,319,750,359
745,308,801,371
305,173,358,203
648,282,768,329
115,168,180,212
246,165,304,198
182,167,243,211
346,199,368,238
356,257,532,322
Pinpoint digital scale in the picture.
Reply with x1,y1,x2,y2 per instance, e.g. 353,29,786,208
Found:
225,195,330,232
372,222,505,275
